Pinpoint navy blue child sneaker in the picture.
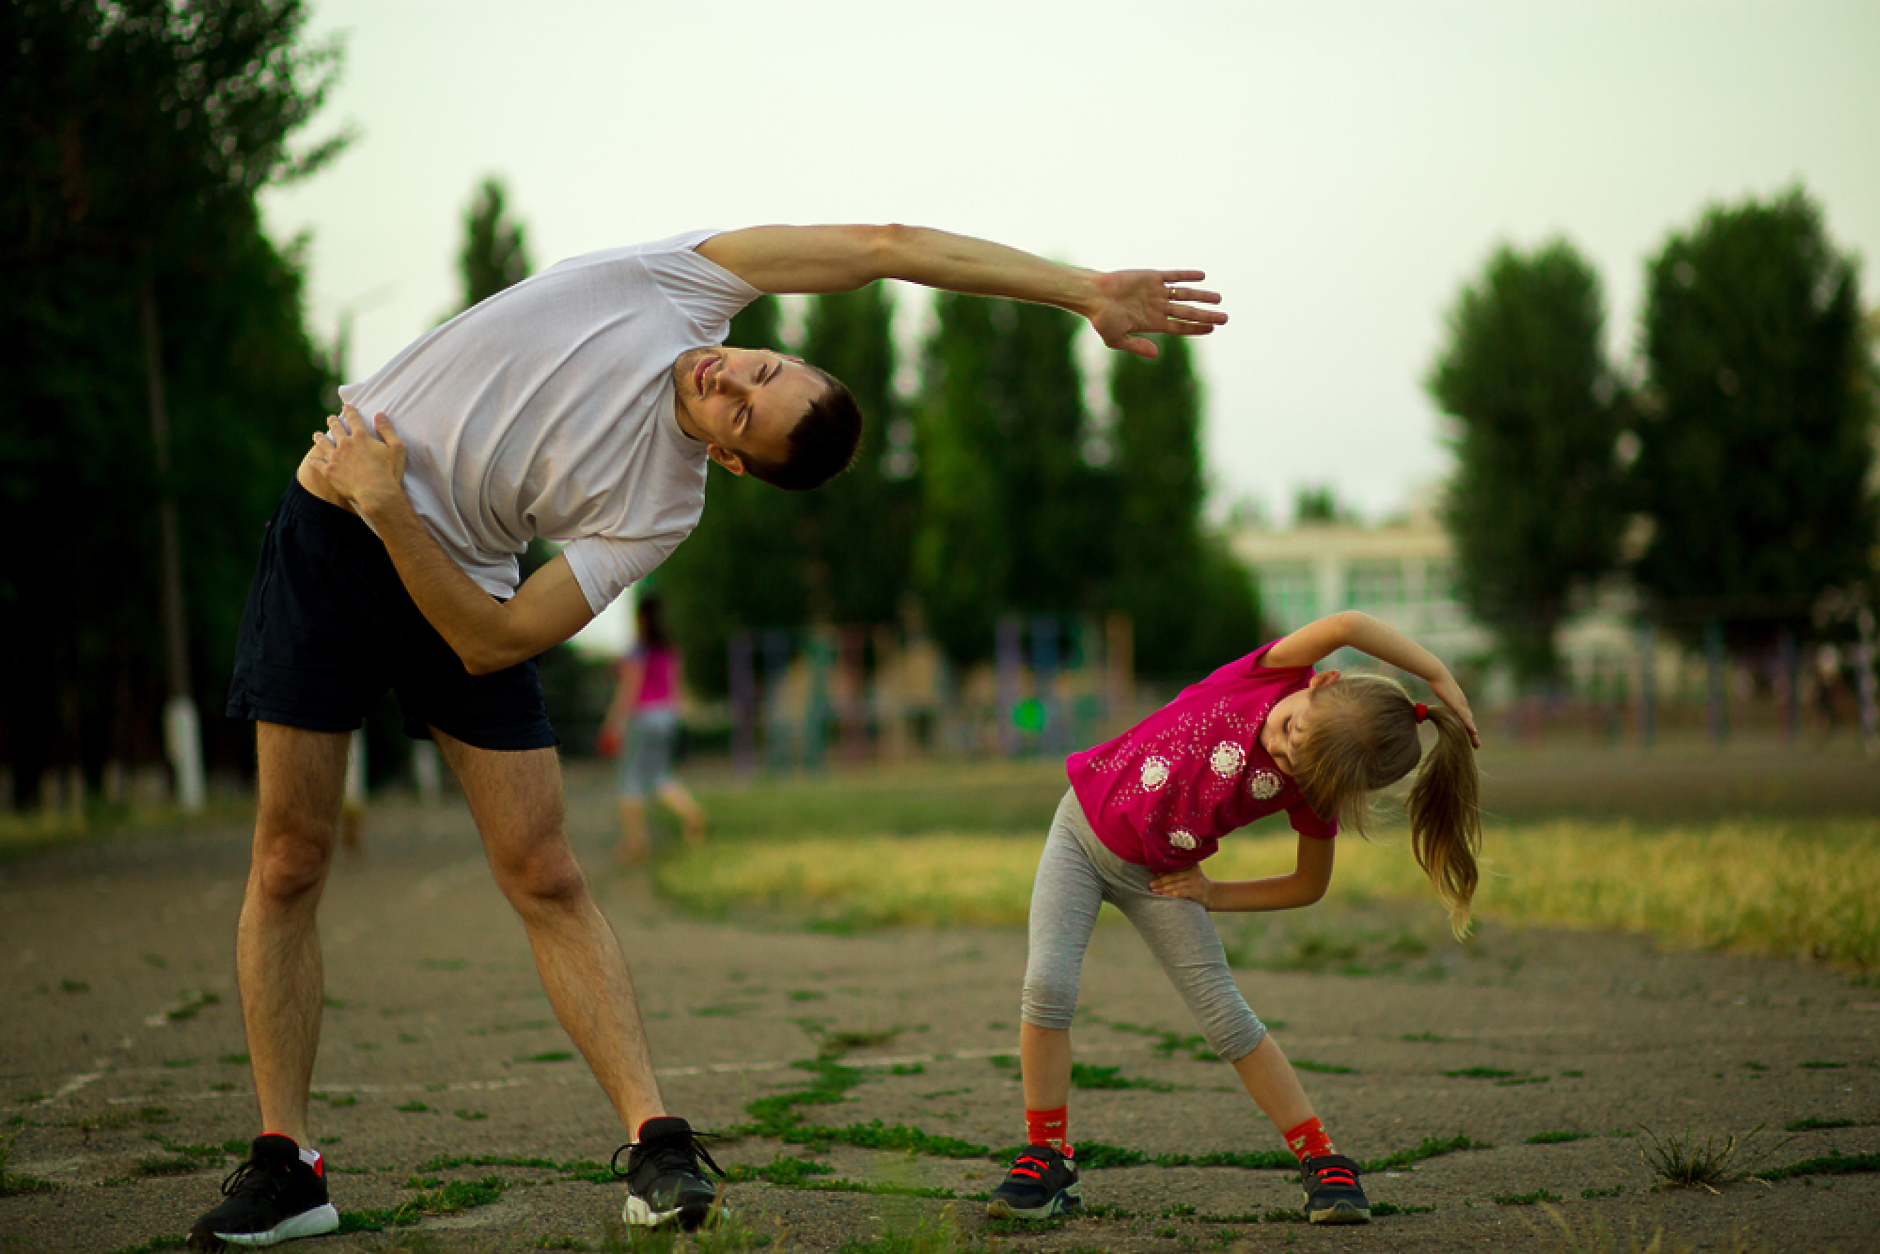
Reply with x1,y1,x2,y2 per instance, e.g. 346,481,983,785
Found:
987,1144,1082,1219
1301,1152,1372,1223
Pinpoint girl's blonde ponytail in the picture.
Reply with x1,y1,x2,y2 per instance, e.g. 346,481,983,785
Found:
1406,704,1481,938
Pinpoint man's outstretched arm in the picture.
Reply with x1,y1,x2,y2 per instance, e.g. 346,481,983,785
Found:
696,224,1226,359
304,408,595,676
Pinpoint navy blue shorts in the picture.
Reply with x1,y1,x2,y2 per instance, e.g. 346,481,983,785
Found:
226,479,558,752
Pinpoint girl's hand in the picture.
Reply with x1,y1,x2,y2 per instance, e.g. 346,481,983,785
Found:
1150,865,1214,909
1431,672,1481,748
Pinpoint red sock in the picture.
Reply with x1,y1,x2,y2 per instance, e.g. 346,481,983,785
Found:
1284,1116,1336,1164
1025,1106,1069,1153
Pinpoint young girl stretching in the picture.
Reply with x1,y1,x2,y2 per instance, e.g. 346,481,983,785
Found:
988,610,1482,1225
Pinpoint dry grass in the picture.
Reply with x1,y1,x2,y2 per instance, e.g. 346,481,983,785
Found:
655,815,1880,968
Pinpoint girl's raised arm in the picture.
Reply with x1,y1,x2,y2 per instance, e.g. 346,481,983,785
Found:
1266,612,1481,746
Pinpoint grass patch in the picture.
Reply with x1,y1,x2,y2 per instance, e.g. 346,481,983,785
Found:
517,1050,575,1063
396,1100,431,1113
1292,1059,1355,1075
165,990,220,1021
1070,1063,1175,1091
1,1131,57,1196
1785,1117,1855,1132
1362,1133,1494,1173
1494,1188,1562,1205
658,787,1880,966
1754,1149,1880,1180
338,1174,506,1232
1527,1130,1590,1144
1445,1067,1520,1080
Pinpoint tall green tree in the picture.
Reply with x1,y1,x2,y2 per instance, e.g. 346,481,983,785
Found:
1,0,344,806
914,296,1111,663
1632,188,1875,647
1426,239,1629,685
1110,336,1263,676
798,282,916,626
454,175,532,312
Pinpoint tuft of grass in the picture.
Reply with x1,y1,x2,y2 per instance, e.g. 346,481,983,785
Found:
1527,1130,1591,1144
396,1100,431,1113
1362,1133,1494,1173
1292,1059,1356,1075
338,1174,507,1232
1638,1123,1789,1192
1445,1067,1520,1079
1494,1188,1563,1205
517,1050,575,1063
1784,1117,1854,1132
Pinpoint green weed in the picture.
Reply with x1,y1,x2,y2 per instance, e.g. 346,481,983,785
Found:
1494,1188,1562,1205
1292,1059,1355,1074
1784,1117,1854,1131
1754,1149,1880,1180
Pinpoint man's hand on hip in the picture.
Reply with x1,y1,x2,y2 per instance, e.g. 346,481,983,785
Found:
308,405,408,519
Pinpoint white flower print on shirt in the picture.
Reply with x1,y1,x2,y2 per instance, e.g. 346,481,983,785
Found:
1140,756,1171,791
1168,828,1198,851
1247,769,1281,800
1209,741,1246,779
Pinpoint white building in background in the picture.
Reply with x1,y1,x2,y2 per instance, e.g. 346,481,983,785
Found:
1226,499,1639,700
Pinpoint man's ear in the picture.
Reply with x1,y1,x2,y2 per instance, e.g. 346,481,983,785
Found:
706,443,746,476
1308,669,1340,691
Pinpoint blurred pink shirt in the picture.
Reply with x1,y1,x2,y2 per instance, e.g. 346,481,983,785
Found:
1067,641,1337,874
627,645,679,712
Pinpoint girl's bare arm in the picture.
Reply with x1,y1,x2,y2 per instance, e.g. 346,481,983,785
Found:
1149,834,1335,912
1265,611,1480,745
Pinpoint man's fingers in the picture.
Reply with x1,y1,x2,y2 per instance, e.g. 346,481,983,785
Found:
1165,286,1222,306
1159,269,1207,284
1168,300,1228,323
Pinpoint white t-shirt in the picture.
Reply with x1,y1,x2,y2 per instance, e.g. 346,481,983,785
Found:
338,229,759,614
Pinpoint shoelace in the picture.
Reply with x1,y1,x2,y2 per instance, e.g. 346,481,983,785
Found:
219,1157,287,1200
611,1130,727,1180
1008,1154,1049,1180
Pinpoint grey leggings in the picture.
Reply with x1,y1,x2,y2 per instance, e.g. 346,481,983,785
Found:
1020,790,1267,1061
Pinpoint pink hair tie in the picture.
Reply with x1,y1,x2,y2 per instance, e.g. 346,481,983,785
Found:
1414,702,1428,724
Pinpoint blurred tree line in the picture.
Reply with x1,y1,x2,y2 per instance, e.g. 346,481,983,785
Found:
1429,187,1876,688
1,0,346,811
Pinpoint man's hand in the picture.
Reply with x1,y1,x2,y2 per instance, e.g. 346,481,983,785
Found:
308,404,407,518
1150,864,1214,908
1088,269,1226,359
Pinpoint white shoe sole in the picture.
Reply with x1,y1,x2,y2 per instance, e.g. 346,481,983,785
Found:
623,1190,722,1230
217,1202,341,1246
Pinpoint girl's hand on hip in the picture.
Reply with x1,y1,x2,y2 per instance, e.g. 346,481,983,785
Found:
1150,865,1214,909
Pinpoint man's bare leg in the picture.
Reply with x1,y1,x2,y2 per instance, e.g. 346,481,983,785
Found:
434,731,664,1133
238,723,350,1145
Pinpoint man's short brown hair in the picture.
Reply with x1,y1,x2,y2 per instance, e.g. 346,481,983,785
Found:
741,367,862,491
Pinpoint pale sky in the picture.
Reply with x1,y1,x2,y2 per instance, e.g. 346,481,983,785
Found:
263,0,1880,526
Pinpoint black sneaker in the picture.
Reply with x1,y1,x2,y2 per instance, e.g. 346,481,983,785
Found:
613,1116,725,1230
987,1144,1081,1219
187,1134,340,1250
1301,1152,1371,1224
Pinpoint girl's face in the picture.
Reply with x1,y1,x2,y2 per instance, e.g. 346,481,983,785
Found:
1262,690,1315,776
1261,671,1340,776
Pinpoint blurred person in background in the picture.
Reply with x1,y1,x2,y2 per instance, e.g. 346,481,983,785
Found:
601,594,706,864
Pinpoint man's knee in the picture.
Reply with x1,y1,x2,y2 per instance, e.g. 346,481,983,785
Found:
490,837,587,909
251,818,338,902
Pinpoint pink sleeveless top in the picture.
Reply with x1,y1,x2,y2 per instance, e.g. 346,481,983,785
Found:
1066,641,1336,874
